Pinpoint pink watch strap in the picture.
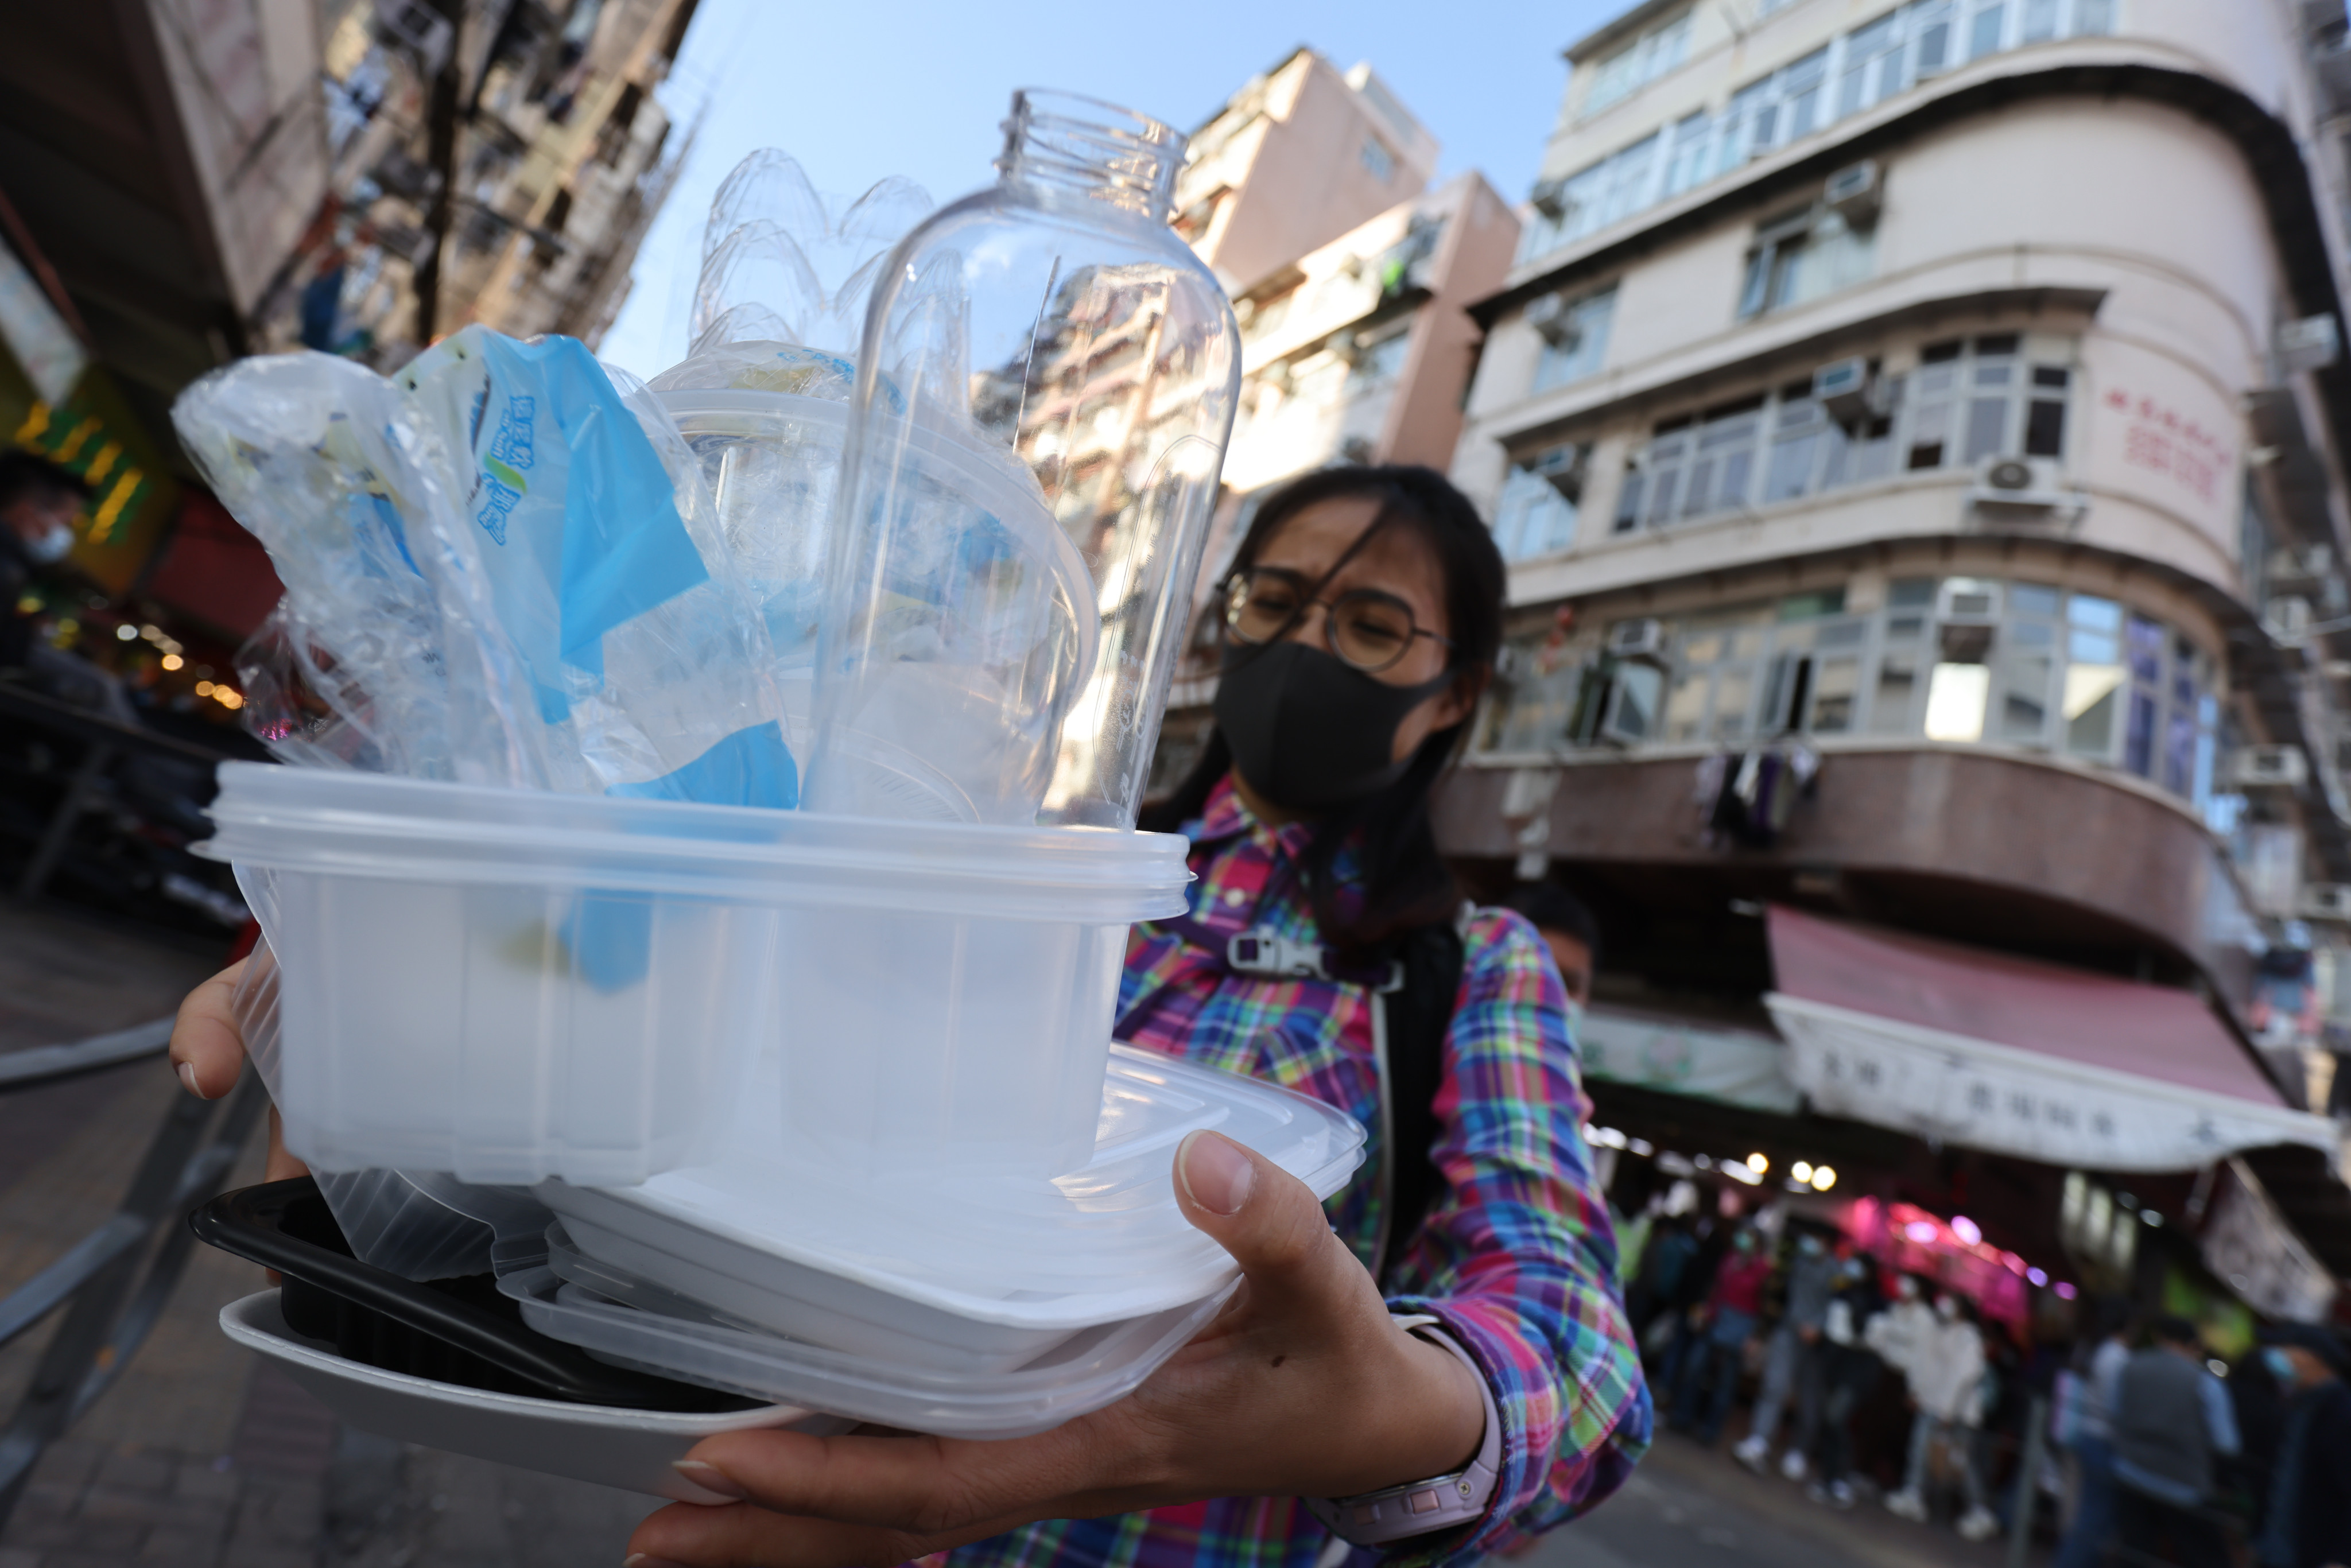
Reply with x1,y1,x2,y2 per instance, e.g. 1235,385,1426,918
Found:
1303,1316,1502,1547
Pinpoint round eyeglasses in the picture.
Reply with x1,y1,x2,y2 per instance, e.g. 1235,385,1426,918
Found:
1223,565,1453,675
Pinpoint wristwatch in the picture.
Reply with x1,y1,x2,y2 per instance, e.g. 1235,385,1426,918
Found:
1303,1315,1503,1547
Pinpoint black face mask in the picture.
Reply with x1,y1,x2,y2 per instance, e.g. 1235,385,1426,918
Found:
1213,640,1456,813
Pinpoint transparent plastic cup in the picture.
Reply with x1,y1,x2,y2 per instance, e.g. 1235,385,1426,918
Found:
807,90,1240,829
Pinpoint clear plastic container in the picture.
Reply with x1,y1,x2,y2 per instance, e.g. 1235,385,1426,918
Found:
501,1265,1235,1439
806,91,1241,829
203,762,1190,1183
533,1044,1367,1361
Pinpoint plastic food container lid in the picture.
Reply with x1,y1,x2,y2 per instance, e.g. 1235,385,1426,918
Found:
535,1045,1368,1333
501,1266,1236,1439
199,762,1191,921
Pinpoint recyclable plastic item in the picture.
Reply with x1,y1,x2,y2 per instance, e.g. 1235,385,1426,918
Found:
192,1179,751,1411
203,762,1190,1181
503,1262,1236,1439
533,1043,1367,1364
219,1293,829,1501
806,91,1241,829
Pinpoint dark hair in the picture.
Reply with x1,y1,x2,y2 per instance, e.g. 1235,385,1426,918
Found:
2152,1315,2201,1348
0,451,91,511
1141,464,1506,960
1507,882,1600,960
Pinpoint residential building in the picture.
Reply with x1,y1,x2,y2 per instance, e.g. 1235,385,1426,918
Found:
1149,61,1520,790
1447,0,2351,1307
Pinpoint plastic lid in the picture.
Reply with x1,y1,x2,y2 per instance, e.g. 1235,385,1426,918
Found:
501,1264,1234,1439
536,1045,1367,1331
200,762,1190,921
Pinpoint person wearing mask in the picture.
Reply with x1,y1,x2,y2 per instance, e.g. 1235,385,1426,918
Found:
1884,1293,2000,1540
1807,1252,1887,1510
2254,1324,2351,1568
1736,1226,1838,1480
1865,1273,1937,1395
1630,1212,1699,1354
1672,1225,1772,1445
170,466,1653,1568
2055,1299,2137,1568
2111,1316,2240,1568
1504,882,1599,1007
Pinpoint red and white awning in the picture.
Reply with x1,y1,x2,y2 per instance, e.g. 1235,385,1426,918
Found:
1764,906,2337,1173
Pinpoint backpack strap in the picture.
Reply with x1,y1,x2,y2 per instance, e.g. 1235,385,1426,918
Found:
1372,913,1467,1288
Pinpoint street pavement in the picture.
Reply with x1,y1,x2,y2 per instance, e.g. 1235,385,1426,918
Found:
0,901,2044,1568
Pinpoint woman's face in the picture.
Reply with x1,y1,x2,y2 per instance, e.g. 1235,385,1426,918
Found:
1247,496,1479,763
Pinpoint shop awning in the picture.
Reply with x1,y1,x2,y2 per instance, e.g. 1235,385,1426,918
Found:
1579,1004,1801,1115
1763,906,2337,1173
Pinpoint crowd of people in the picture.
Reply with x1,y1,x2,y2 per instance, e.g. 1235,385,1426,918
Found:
1612,1202,2351,1566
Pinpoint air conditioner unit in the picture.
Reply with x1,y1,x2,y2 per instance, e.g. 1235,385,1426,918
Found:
2269,544,2336,582
1530,177,1570,222
1525,293,1583,350
2266,595,2314,642
1822,160,1882,226
2230,745,2311,789
1605,617,1668,661
2278,313,2342,375
1812,356,1877,426
1935,577,2002,623
1326,329,1365,367
373,0,455,75
2300,884,2351,922
1969,454,2073,513
1522,444,1587,500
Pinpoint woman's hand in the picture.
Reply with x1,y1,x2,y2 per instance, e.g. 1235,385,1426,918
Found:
169,959,308,1183
622,1130,1488,1568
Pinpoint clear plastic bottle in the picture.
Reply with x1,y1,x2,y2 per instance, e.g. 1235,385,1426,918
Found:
805,91,1241,828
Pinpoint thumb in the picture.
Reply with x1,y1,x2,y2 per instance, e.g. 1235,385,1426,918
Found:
1172,1131,1355,1305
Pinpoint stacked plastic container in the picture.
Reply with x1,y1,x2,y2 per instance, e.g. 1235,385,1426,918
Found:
189,92,1302,1444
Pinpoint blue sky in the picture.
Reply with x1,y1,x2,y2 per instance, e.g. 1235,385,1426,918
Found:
596,0,1626,377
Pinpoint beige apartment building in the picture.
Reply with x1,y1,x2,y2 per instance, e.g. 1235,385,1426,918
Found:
1151,53,1521,786
1448,0,2351,1306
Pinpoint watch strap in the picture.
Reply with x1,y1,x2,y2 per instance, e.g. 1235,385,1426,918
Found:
1303,1318,1502,1546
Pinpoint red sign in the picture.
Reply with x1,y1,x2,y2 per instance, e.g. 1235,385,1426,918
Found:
2105,387,2227,505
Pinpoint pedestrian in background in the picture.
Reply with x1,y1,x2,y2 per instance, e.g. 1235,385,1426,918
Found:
2254,1323,2351,1568
1884,1292,1999,1540
1807,1250,1887,1509
2054,1298,2135,1568
1504,881,1597,1007
1671,1225,1771,1445
1736,1224,1838,1480
2111,1316,2240,1568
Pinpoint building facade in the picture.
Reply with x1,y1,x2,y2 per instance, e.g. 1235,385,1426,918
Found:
1152,56,1521,789
1448,0,2351,1302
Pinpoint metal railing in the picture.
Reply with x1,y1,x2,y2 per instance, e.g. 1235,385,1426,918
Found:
0,1020,268,1529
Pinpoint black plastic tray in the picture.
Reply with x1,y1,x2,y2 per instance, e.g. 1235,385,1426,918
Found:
191,1178,756,1414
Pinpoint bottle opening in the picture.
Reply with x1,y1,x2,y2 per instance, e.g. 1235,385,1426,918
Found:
998,90,1184,223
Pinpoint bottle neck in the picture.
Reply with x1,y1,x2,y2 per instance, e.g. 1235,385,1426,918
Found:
996,90,1182,225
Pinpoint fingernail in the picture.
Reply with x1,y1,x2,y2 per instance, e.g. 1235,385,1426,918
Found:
1178,1131,1254,1216
670,1458,747,1500
177,1062,208,1100
624,1556,688,1568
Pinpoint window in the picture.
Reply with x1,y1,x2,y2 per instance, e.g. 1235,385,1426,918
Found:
1611,335,2073,533
1737,207,1876,317
1494,445,1589,561
1531,288,1617,391
1479,575,2218,797
1582,11,1694,116
1345,328,1413,390
1360,137,1396,183
1519,0,2109,267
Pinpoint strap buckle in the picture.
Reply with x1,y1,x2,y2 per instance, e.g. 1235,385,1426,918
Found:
1225,927,1329,980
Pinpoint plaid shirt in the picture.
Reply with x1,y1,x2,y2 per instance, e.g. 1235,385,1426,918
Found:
937,779,1650,1568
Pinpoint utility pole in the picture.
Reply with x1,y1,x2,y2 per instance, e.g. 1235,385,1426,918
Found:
412,0,468,343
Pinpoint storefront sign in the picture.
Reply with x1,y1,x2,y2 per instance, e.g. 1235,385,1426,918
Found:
2104,386,2230,507
2199,1158,2337,1324
1578,1006,1801,1114
1768,993,2337,1172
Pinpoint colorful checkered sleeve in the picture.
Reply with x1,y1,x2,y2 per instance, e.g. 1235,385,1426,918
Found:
1382,909,1652,1566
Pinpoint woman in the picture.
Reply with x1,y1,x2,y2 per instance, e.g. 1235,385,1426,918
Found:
170,464,1650,1568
